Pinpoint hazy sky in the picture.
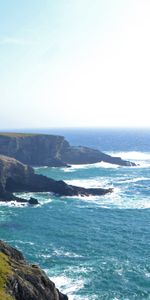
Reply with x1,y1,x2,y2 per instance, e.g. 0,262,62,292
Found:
0,0,150,129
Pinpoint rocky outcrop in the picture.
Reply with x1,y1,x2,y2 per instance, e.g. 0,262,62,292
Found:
61,145,135,166
0,240,68,300
0,155,112,203
0,133,136,167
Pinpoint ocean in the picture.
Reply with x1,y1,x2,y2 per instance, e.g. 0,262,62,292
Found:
0,128,150,299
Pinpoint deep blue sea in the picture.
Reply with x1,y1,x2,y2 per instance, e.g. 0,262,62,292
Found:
0,128,150,299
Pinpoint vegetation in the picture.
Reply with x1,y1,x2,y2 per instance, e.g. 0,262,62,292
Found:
0,252,14,300
0,132,40,137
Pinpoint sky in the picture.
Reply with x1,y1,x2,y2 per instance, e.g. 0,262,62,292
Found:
0,0,150,129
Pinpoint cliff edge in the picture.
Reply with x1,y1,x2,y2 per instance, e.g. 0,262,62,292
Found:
0,240,68,300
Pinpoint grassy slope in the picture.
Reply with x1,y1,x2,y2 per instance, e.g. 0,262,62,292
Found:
0,252,14,300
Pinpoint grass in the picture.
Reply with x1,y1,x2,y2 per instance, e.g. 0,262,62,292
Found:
0,132,39,137
0,252,14,300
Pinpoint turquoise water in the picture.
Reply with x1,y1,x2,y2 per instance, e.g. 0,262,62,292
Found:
0,130,150,299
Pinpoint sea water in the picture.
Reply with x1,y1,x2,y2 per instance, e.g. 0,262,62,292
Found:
0,128,150,299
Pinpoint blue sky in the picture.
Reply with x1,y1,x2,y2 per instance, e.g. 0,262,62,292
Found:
0,0,150,129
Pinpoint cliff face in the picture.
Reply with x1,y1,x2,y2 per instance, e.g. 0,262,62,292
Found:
0,240,68,300
0,133,136,167
0,155,112,202
0,133,69,167
0,155,33,200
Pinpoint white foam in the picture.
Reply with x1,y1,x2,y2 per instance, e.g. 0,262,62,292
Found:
108,151,150,161
48,274,84,299
145,272,150,278
33,166,48,169
0,201,28,208
64,185,150,210
101,188,150,209
95,161,119,168
64,161,119,172
53,248,82,258
66,177,110,189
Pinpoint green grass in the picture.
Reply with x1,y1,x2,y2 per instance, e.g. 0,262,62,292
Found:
0,132,39,137
0,252,14,300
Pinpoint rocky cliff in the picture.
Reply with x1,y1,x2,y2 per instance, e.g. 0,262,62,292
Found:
0,155,112,203
0,240,68,300
0,133,69,167
0,133,136,167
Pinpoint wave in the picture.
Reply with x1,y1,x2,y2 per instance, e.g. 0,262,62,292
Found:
6,239,34,246
65,177,110,189
0,200,28,208
46,273,85,300
52,248,82,258
45,265,92,300
116,176,150,184
64,186,150,210
64,161,119,172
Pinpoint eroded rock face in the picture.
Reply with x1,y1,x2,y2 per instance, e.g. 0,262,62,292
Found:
0,133,69,167
0,133,136,167
0,240,68,300
0,155,112,203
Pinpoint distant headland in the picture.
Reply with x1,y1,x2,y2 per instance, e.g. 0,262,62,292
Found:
0,132,136,167
0,132,136,204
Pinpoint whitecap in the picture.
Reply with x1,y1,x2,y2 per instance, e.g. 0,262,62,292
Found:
0,201,28,208
53,248,82,258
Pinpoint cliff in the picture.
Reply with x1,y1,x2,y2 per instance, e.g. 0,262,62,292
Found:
0,133,69,167
0,240,68,300
0,155,112,203
0,133,136,167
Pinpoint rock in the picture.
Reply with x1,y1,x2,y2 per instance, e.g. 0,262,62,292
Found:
0,133,136,167
61,145,137,166
28,197,39,205
0,240,68,300
0,155,112,203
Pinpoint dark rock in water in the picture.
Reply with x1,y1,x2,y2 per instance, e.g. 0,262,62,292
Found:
0,155,112,203
28,197,39,205
0,240,68,300
0,132,136,167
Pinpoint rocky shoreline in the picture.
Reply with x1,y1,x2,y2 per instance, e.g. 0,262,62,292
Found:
0,155,113,205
